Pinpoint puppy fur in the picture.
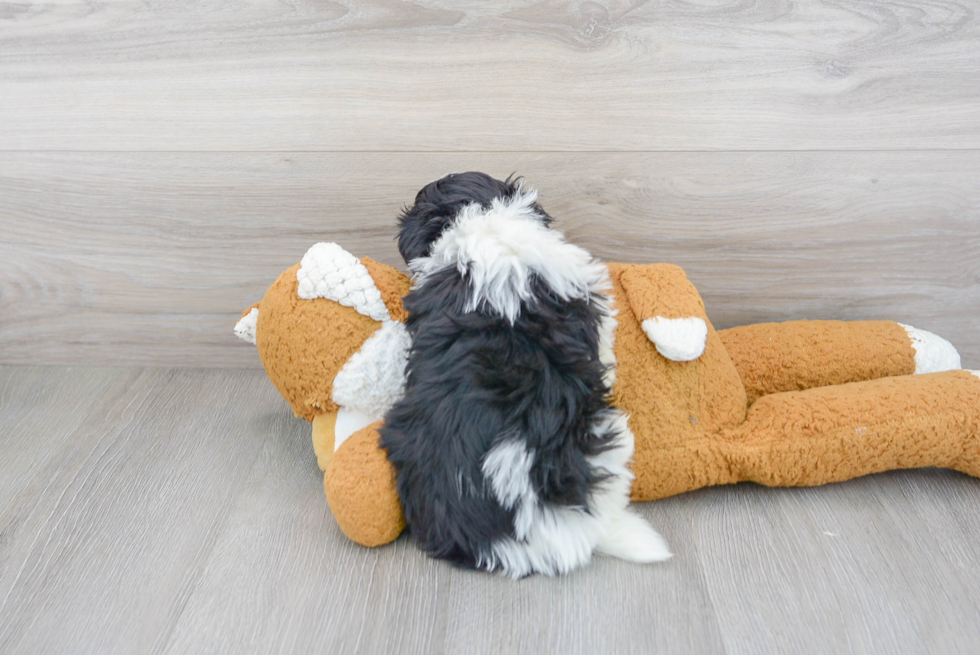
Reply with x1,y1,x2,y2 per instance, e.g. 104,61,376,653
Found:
380,173,671,577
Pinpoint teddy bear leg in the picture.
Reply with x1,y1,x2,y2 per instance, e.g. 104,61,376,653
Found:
323,422,405,547
725,369,980,487
956,371,980,477
718,320,960,406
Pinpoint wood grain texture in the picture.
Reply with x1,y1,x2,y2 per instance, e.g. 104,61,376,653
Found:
687,479,980,654
2,1,977,650
2,366,979,654
438,499,727,655
0,367,127,507
0,367,287,654
892,469,980,608
1,0,978,151
160,414,458,655
2,151,978,367
0,367,142,604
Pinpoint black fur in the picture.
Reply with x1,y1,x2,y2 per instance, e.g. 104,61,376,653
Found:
380,173,617,571
396,172,551,263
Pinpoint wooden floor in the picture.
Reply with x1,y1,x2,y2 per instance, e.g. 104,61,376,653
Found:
1,366,979,654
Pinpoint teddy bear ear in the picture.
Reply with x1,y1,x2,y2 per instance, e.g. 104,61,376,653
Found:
296,243,390,322
234,303,260,345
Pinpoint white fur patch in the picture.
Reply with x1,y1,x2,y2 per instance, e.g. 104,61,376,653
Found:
234,307,259,345
482,439,534,509
482,438,538,539
642,316,708,362
332,320,410,417
969,370,980,380
297,242,389,322
583,411,669,565
594,511,673,563
485,506,600,578
408,186,611,325
900,323,961,374
479,411,671,578
334,407,382,451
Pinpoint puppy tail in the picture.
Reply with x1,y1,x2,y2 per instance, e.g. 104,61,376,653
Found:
595,510,673,563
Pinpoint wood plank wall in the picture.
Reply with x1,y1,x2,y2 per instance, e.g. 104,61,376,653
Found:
1,1,978,368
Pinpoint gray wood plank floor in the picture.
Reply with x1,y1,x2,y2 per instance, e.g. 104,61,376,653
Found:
1,366,978,654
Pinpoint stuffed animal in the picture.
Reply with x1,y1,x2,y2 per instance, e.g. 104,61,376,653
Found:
236,242,980,548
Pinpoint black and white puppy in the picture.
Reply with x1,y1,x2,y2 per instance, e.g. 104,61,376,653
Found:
380,172,671,577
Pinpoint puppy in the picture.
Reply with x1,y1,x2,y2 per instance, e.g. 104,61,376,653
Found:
380,173,671,577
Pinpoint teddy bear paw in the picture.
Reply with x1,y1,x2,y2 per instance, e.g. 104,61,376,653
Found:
900,324,962,374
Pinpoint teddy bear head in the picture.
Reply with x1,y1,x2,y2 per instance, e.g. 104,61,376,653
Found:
235,243,411,423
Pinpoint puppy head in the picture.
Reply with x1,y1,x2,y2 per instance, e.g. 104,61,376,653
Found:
397,172,552,265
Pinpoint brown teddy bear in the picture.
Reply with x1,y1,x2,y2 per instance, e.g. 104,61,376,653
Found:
236,242,980,548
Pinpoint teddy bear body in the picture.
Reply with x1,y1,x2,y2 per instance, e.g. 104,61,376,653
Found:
238,244,980,547
606,263,980,502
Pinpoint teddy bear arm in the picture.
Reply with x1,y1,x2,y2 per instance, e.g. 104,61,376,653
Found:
717,320,924,406
619,264,709,362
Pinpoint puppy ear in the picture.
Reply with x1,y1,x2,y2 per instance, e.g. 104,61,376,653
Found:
296,243,390,321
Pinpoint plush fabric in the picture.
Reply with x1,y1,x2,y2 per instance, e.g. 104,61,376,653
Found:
719,320,916,406
322,422,405,547
238,245,979,548
253,263,379,421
